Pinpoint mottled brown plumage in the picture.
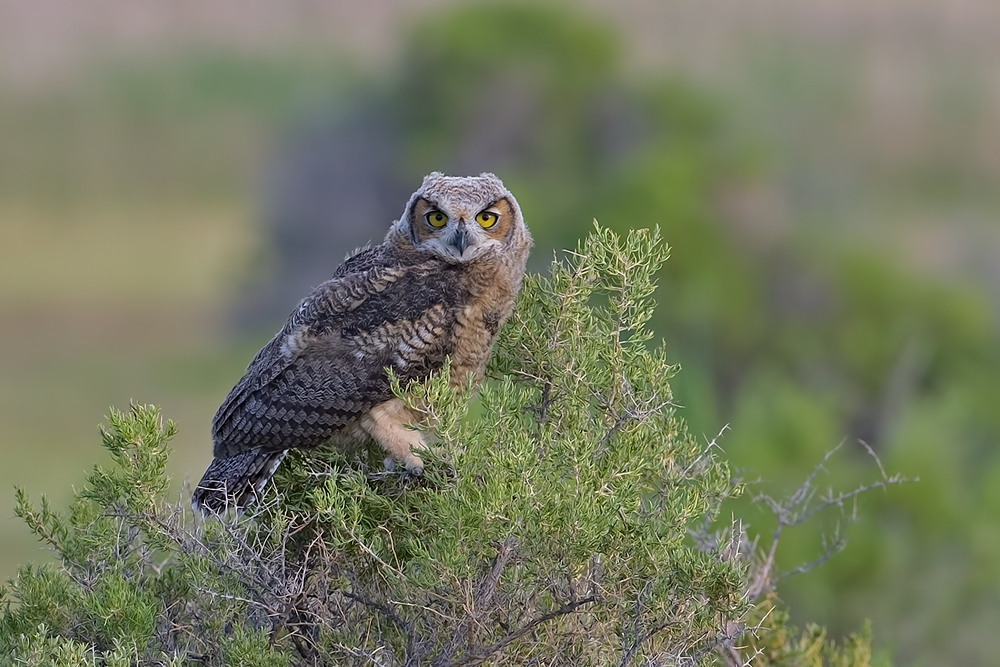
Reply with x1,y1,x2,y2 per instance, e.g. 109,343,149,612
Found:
192,172,532,513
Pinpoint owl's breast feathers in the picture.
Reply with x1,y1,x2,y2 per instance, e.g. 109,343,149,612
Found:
210,243,517,459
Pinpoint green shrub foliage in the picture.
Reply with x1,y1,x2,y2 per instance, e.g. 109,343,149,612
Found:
2,226,879,666
738,595,883,667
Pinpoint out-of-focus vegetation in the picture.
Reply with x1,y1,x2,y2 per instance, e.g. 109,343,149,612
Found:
2,1,998,665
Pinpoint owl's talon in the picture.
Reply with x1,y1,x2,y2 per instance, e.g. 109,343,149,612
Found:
383,457,396,472
404,453,424,475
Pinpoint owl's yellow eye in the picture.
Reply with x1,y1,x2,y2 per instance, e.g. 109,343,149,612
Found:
476,211,498,228
426,210,448,228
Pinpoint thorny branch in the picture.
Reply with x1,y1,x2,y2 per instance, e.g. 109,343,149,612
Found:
447,596,599,667
747,439,914,599
432,537,518,667
342,589,414,648
684,438,911,664
618,618,681,667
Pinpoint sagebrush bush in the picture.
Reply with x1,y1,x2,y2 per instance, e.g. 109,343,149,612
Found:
1,226,883,666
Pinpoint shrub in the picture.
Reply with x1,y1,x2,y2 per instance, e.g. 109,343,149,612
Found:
1,226,883,666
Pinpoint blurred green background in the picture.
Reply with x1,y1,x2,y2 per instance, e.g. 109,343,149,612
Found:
1,1,998,664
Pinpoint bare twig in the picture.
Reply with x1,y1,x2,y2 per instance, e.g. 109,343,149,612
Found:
748,439,913,598
432,537,518,667
619,618,681,667
447,596,599,667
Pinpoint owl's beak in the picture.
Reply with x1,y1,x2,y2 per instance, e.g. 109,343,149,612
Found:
450,224,469,257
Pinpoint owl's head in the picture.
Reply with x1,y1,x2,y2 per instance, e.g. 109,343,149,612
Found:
390,172,530,264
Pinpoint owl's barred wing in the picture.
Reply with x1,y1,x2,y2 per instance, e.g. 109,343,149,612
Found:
211,246,466,459
210,255,405,437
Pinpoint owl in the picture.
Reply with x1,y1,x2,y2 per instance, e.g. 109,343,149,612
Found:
192,172,532,513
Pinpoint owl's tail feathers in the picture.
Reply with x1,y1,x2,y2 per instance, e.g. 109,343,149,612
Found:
191,448,288,515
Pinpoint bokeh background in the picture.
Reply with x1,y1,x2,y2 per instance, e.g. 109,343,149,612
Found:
2,1,999,663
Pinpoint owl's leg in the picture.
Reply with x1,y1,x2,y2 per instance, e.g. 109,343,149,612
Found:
359,398,426,474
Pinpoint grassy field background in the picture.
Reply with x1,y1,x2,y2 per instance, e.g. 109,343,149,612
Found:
0,202,255,573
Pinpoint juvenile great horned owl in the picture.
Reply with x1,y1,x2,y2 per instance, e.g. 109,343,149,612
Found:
192,172,532,513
